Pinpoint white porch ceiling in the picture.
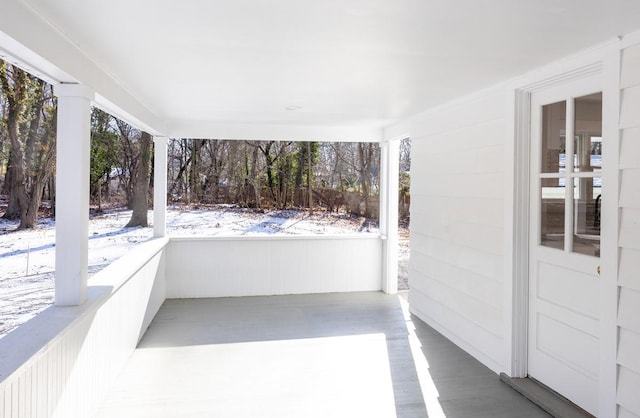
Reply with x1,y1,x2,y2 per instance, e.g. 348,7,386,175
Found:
2,0,640,140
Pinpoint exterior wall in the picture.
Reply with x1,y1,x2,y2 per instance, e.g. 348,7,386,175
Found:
408,88,507,373
166,235,382,298
0,238,167,418
617,40,640,418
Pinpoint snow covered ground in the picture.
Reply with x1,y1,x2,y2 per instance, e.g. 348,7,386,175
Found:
0,206,408,339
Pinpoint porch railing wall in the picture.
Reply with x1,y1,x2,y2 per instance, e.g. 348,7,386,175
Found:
0,238,168,418
166,235,382,298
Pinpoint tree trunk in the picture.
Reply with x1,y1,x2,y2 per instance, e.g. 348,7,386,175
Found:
307,141,312,211
2,151,20,219
0,65,31,228
358,143,373,218
126,131,151,227
49,175,56,217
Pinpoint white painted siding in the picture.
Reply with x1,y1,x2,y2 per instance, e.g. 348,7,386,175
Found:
408,88,507,373
617,41,640,418
0,238,167,418
166,235,382,298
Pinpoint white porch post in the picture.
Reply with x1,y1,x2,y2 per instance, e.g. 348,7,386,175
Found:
153,136,168,237
380,139,400,294
53,83,93,306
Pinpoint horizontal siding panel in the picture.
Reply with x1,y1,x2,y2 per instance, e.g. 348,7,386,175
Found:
411,89,506,137
620,84,640,129
411,252,503,310
411,270,503,337
620,127,640,169
621,43,640,89
619,208,640,250
411,214,503,255
411,171,505,200
619,405,640,418
411,232,504,282
619,287,640,334
409,287,504,372
618,367,640,417
620,169,640,209
409,273,502,337
410,195,504,228
411,119,505,156
619,328,640,375
619,248,640,291
414,144,504,175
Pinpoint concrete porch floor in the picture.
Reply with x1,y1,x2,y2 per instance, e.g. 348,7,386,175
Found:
95,292,550,418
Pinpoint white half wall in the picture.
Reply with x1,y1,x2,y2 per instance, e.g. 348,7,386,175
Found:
0,238,167,418
166,235,382,298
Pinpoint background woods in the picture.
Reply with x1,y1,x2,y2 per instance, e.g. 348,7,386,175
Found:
166,138,388,218
0,60,410,229
0,62,56,229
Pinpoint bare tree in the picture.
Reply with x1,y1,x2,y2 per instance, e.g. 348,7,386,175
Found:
126,131,152,227
0,62,56,229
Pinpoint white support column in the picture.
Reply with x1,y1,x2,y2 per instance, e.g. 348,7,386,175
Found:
153,136,168,238
380,139,401,294
53,83,93,306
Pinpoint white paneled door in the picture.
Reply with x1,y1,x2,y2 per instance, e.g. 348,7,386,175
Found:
528,75,603,416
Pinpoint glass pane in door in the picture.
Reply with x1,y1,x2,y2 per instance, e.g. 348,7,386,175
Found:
572,93,602,257
574,93,602,174
573,176,601,257
541,184,565,250
539,100,566,250
541,101,567,177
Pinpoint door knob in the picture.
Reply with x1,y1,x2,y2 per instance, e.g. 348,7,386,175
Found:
597,265,601,276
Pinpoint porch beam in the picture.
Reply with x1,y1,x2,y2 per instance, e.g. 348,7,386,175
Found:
53,83,93,306
153,136,168,237
380,139,401,294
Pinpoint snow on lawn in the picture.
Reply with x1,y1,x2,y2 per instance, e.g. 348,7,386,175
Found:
0,206,384,339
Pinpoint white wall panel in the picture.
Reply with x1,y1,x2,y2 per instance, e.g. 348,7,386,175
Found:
408,85,507,372
618,367,640,417
619,170,640,209
620,127,640,169
619,39,640,417
417,144,504,175
411,251,503,309
0,238,167,418
410,264,502,334
411,91,504,137
410,195,504,228
619,248,640,291
412,171,505,200
165,236,382,298
411,119,505,157
620,85,640,129
618,328,640,375
409,288,504,373
619,208,640,250
619,405,640,418
411,232,504,285
618,288,640,334
621,43,640,89
411,215,503,256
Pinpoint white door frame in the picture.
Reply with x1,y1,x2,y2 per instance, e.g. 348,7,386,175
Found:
505,41,621,417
